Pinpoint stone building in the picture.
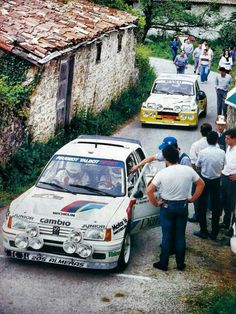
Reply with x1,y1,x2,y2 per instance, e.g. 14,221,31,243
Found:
0,0,137,162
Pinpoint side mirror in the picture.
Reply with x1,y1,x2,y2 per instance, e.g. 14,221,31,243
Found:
197,90,206,100
133,190,144,199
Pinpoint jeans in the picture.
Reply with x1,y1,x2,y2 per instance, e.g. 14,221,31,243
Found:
194,57,199,73
160,200,188,268
171,48,178,61
198,177,221,236
200,64,209,82
221,174,236,229
216,89,227,116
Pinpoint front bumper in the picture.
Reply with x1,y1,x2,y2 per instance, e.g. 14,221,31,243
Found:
2,228,123,270
140,109,198,127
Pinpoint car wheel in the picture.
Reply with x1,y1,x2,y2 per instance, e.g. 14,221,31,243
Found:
116,231,131,271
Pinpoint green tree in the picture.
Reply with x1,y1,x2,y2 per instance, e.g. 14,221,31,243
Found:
139,0,221,41
219,12,236,47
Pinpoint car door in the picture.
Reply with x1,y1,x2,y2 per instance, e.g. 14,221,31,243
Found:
196,81,207,113
129,164,160,234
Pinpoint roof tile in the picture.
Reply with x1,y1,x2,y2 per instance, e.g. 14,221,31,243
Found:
0,0,136,63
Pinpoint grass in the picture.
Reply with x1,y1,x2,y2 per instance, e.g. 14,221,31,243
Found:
187,286,236,314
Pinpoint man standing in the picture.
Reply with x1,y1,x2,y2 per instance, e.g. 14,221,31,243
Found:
215,115,227,151
193,44,202,74
174,50,188,74
221,129,236,233
188,123,212,222
183,39,194,61
147,146,204,271
194,131,225,240
215,67,232,116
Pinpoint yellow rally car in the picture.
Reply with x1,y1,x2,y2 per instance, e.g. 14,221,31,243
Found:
140,74,207,128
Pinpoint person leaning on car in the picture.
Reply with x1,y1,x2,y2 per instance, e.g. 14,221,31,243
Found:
147,145,205,272
129,136,191,174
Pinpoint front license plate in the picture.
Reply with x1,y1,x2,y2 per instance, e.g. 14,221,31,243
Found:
162,115,176,120
28,254,87,268
11,251,87,268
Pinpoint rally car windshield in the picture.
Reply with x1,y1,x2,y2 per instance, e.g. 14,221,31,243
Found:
37,155,125,197
152,80,194,96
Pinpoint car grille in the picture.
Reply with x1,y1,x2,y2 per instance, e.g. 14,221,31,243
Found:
39,224,73,237
158,111,178,116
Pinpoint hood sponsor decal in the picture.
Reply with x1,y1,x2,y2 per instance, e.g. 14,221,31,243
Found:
81,224,106,229
40,218,71,226
32,194,63,200
61,201,107,214
112,218,127,235
12,214,34,221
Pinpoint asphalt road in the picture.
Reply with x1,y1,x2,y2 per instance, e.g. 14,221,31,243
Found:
0,59,220,314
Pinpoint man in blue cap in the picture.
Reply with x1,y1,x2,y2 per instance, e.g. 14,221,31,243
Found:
130,136,191,173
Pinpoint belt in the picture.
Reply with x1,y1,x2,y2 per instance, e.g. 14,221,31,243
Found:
162,199,187,203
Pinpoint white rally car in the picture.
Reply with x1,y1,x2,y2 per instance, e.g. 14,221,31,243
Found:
2,135,160,270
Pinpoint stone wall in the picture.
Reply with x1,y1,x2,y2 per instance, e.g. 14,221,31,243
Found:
227,105,236,129
0,117,26,164
28,28,136,141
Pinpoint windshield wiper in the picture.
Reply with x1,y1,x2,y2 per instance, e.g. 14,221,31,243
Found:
38,181,76,194
69,184,115,197
174,91,188,95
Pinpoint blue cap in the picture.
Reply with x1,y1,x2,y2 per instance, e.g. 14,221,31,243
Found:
158,136,177,150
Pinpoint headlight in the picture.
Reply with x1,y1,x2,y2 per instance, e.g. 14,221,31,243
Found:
29,237,44,250
156,104,163,111
15,233,29,249
147,103,156,109
63,240,77,254
69,230,83,243
84,228,105,240
142,111,149,117
181,105,191,112
174,105,181,113
188,114,195,121
12,218,27,230
179,113,186,120
26,224,39,238
149,112,156,117
77,244,93,258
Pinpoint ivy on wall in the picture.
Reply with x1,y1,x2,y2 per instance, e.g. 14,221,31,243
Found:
0,52,42,127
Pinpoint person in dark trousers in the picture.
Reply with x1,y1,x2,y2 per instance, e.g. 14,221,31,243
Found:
169,36,179,61
215,67,232,117
194,131,225,240
189,123,212,222
215,115,227,151
221,129,236,234
147,146,204,271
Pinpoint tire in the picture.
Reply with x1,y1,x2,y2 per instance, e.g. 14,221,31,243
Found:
116,231,131,271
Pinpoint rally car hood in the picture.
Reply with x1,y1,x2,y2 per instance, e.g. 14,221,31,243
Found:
146,94,194,107
10,186,126,228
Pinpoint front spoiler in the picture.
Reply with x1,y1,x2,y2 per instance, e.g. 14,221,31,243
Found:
5,249,118,270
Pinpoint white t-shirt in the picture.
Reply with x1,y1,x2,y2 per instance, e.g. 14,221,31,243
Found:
222,145,236,176
152,164,199,201
189,137,208,164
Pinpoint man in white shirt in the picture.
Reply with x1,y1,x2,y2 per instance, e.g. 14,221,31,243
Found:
221,129,236,233
188,123,212,222
215,67,232,116
195,131,225,240
147,146,204,271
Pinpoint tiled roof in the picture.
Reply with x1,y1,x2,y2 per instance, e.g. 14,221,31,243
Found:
0,0,137,64
189,0,236,4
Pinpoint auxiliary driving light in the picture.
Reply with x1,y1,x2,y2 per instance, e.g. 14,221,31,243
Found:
15,233,29,249
77,244,93,258
63,240,77,254
26,224,39,238
69,230,83,243
29,237,44,250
